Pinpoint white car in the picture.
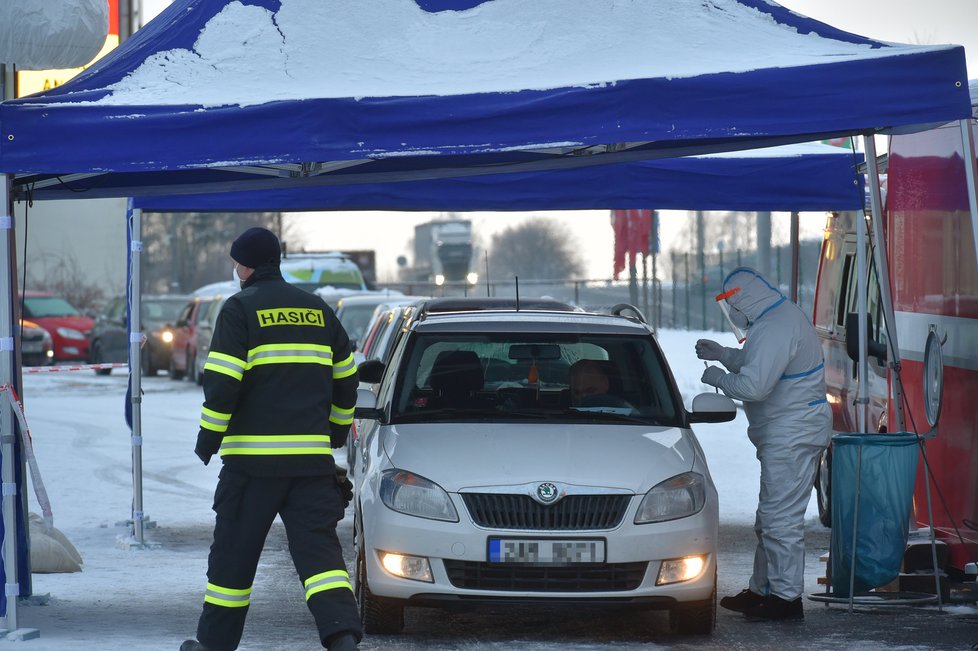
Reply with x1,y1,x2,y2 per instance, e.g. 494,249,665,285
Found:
352,301,736,635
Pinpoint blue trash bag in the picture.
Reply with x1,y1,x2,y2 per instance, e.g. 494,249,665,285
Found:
830,433,920,597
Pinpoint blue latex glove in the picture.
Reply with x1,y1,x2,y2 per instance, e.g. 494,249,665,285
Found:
701,365,726,387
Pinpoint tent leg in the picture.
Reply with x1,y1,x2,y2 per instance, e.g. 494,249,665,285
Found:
128,204,147,547
960,119,978,283
0,175,38,639
862,136,905,432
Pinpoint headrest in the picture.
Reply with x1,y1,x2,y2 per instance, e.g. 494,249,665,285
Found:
430,350,484,393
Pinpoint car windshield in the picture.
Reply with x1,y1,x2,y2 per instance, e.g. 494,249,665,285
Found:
339,303,381,343
142,298,187,323
23,296,80,318
391,332,682,426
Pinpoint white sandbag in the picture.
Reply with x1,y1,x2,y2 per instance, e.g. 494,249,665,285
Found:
29,513,82,574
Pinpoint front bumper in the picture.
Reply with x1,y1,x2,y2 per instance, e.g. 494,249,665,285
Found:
361,495,718,607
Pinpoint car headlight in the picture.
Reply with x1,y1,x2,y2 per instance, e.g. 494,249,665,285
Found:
379,469,458,522
634,472,706,524
56,327,87,340
160,330,174,344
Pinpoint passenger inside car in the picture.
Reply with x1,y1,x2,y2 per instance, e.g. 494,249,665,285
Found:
568,359,634,410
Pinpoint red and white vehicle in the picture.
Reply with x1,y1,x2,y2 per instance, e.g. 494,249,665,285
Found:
812,90,978,578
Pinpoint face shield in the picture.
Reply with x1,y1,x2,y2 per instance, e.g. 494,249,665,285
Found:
715,287,747,343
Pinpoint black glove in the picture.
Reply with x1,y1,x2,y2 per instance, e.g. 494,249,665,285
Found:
195,429,222,466
336,467,354,508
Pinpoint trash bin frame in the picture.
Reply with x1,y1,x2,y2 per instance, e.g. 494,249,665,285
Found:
808,431,942,612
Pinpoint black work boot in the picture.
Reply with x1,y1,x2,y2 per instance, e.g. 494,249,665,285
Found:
180,641,210,651
325,632,359,650
719,588,765,613
743,594,804,621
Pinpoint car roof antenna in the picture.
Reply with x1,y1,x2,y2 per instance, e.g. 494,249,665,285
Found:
514,275,522,311
484,250,491,298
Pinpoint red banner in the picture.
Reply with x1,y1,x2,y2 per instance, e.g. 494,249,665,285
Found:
611,209,652,279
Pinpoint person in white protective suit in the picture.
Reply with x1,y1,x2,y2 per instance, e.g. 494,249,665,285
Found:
695,267,831,621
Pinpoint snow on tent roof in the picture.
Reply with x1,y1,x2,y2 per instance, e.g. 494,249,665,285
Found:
0,0,969,203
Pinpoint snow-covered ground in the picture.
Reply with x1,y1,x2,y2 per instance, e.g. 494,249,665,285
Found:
0,328,938,649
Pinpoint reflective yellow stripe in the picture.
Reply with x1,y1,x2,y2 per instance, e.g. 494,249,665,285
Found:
199,406,231,433
204,351,247,381
247,343,333,367
304,569,352,600
219,434,332,457
203,582,252,608
329,405,355,426
332,353,357,379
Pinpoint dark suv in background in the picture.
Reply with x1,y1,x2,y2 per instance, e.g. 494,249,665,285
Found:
89,294,189,375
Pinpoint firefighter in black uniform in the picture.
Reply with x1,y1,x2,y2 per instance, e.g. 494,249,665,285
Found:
181,227,361,651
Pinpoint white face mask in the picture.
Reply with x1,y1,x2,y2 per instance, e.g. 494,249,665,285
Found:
232,263,243,286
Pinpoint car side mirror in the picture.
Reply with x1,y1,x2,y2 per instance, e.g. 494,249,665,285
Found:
358,359,385,384
688,393,737,423
845,312,887,365
354,387,385,422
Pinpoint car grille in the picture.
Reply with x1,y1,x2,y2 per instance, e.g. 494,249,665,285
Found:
461,493,630,530
443,560,647,592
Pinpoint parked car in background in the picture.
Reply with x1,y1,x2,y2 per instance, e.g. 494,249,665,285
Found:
352,300,736,635
185,282,242,385
281,251,368,295
168,297,215,382
19,319,54,367
21,291,94,362
88,294,190,376
335,291,415,352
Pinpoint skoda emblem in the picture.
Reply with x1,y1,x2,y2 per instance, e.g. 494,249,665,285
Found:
536,482,559,504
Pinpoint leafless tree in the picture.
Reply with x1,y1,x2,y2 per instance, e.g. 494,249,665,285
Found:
140,212,295,294
488,219,584,281
20,251,105,313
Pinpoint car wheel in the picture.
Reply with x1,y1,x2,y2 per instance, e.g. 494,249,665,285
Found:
668,569,716,635
187,349,197,384
355,515,404,634
169,354,185,380
141,350,155,377
815,446,832,528
91,342,111,376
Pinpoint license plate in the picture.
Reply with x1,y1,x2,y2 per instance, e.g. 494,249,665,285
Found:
488,538,605,564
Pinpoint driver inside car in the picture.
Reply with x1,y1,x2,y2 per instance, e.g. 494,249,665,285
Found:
568,359,632,409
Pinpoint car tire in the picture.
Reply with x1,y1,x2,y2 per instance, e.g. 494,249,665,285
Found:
355,515,404,634
91,342,111,376
815,446,832,528
668,569,716,635
169,354,185,380
187,349,197,384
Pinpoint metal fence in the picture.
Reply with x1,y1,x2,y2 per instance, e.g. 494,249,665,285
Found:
379,242,820,333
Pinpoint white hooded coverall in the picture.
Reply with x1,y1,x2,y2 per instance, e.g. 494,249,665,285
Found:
706,267,832,601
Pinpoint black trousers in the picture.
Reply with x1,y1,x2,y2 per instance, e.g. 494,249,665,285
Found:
196,468,361,650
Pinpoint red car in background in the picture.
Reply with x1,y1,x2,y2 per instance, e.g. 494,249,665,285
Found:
21,291,94,362
168,296,215,383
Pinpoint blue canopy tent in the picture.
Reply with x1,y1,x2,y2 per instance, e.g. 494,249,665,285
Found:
0,0,973,635
131,143,866,213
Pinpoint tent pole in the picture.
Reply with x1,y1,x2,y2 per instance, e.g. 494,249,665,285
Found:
0,173,19,633
789,211,799,303
128,204,145,546
855,207,868,434
960,119,978,282
0,176,35,639
862,136,905,433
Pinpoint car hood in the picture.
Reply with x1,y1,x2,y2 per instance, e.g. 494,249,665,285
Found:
380,423,700,493
31,315,94,333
